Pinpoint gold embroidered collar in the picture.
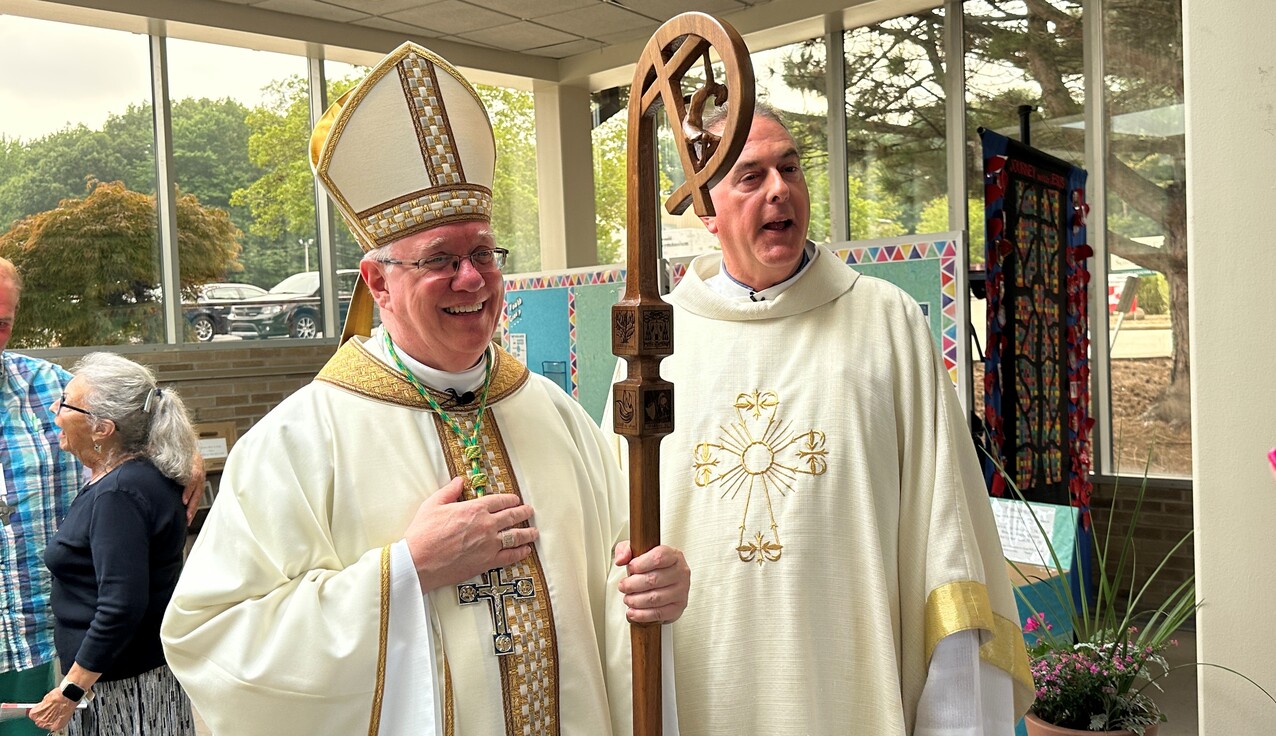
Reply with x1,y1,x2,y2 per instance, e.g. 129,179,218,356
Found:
316,337,528,408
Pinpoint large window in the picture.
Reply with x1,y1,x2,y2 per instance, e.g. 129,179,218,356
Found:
167,39,313,341
964,0,1085,259
323,59,370,279
592,92,628,266
477,85,540,274
591,40,830,265
1103,0,1188,477
0,16,158,347
843,10,950,241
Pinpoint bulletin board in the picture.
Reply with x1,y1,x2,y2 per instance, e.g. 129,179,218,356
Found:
501,266,626,423
832,232,967,390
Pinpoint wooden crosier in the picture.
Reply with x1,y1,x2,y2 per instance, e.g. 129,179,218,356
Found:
612,12,754,736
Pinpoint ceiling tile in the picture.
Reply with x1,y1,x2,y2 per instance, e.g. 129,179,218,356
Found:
350,15,436,35
385,0,519,35
255,0,370,23
627,0,748,21
456,21,577,52
592,28,659,47
537,2,654,38
323,0,438,14
479,0,595,18
522,38,605,58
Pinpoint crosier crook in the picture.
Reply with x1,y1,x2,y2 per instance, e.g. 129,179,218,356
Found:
611,12,754,736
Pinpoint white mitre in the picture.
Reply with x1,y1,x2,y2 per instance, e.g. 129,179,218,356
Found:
309,41,495,252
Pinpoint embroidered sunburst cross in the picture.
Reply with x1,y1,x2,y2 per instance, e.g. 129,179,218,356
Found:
692,389,828,566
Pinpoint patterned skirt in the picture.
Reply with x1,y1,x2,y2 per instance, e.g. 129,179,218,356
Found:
68,664,195,736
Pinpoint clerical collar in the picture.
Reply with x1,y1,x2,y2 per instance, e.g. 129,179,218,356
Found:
706,242,816,301
385,333,488,399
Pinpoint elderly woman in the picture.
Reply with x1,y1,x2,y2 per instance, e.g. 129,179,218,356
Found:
28,353,197,736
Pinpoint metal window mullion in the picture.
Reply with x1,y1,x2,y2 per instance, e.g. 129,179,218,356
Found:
824,13,849,244
309,54,339,338
150,30,181,344
1083,0,1112,477
944,0,972,415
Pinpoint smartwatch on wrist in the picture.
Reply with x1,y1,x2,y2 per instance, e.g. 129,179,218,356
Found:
59,676,87,703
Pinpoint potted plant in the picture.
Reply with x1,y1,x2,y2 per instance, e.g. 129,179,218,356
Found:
1002,466,1272,735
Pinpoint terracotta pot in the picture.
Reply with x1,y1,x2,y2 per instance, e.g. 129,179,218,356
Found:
1024,712,1160,736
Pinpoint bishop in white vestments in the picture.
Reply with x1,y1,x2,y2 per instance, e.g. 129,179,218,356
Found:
609,105,1034,735
161,42,689,736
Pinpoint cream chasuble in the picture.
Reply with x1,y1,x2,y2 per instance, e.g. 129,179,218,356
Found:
617,246,1033,735
162,334,636,735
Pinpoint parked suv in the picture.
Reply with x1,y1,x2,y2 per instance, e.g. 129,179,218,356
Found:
184,282,268,342
227,269,361,339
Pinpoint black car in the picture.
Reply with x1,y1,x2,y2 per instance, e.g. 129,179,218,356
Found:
183,282,269,342
227,269,361,339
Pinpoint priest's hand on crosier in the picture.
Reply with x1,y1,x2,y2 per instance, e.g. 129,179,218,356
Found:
406,476,539,592
613,542,691,624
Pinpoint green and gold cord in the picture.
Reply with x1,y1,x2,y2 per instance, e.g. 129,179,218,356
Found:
383,330,494,496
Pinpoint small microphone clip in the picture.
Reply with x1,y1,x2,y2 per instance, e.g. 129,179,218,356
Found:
443,388,476,406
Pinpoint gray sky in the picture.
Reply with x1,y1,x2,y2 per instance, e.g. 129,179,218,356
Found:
0,14,346,142
1,12,822,143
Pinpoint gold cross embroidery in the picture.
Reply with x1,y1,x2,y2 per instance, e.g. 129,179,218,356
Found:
692,390,828,565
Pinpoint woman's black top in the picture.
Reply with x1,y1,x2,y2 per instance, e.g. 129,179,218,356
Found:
44,457,187,681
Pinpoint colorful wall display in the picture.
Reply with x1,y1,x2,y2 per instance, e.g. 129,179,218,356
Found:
501,267,625,422
981,129,1092,513
503,237,967,423
832,233,965,388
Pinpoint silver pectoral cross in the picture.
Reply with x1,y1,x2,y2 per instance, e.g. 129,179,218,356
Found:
457,567,535,656
0,501,16,526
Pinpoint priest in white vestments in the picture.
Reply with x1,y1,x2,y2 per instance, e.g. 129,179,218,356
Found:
607,104,1035,735
160,42,689,736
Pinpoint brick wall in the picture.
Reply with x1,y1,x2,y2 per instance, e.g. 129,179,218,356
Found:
1088,477,1195,614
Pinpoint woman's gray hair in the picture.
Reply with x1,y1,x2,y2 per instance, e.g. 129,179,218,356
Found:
72,352,197,485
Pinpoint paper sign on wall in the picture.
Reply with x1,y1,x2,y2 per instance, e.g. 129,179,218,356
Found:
198,437,229,461
990,496,1077,570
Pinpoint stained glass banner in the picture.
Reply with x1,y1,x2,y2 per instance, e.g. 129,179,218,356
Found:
981,130,1091,511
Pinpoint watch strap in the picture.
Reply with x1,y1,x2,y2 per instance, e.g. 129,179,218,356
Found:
58,676,88,703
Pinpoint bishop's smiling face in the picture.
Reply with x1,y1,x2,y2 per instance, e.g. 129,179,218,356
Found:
701,115,811,291
361,220,504,372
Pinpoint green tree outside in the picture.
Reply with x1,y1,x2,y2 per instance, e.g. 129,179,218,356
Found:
0,180,241,347
476,85,541,273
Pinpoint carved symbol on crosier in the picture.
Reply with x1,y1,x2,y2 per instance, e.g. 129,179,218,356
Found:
692,390,829,565
615,311,635,345
642,310,670,348
616,392,636,425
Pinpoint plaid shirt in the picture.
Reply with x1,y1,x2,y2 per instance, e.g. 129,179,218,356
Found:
0,351,87,673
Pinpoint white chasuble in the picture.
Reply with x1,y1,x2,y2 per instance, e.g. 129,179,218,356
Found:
618,246,1033,735
163,335,635,736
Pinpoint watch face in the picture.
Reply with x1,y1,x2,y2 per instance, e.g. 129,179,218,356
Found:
61,682,85,702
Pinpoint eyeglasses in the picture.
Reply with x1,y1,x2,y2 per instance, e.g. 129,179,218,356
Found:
56,393,93,417
374,248,509,275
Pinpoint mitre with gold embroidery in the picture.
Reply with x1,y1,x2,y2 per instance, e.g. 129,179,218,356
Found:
309,41,495,252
